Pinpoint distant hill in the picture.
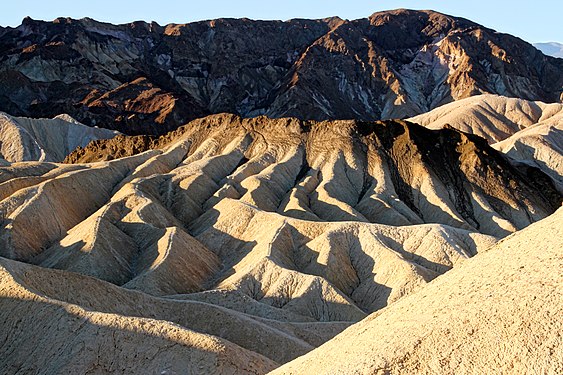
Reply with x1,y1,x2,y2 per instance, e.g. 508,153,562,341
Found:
409,94,563,192
0,112,119,162
534,42,563,58
409,94,563,143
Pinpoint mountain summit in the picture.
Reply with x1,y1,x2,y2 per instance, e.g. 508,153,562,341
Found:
0,9,562,134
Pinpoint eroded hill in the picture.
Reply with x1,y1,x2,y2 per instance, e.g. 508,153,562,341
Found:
0,112,119,162
0,114,560,372
409,94,563,143
409,94,563,191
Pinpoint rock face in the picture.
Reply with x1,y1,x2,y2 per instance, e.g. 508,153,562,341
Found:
63,125,188,163
0,10,561,134
271,207,563,375
0,112,119,162
62,115,561,236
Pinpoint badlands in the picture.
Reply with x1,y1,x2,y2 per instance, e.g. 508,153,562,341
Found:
0,103,561,373
0,8,561,375
0,112,118,162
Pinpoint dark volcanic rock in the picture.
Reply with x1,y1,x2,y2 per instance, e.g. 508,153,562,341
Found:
0,9,562,135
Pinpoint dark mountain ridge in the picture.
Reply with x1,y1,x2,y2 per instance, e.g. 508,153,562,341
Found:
0,9,561,134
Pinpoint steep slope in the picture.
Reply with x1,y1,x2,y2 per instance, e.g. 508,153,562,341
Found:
409,94,563,143
0,10,562,134
0,112,119,162
271,207,563,375
65,114,561,235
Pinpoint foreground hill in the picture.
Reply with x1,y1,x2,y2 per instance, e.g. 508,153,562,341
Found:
272,206,563,374
0,112,119,162
0,257,280,374
0,10,562,134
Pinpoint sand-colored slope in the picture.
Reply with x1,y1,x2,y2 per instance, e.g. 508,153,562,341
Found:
191,198,496,320
272,207,563,375
409,94,563,192
409,94,563,143
0,301,276,375
0,151,158,260
19,163,495,322
0,256,353,369
0,113,560,372
0,161,85,201
0,112,119,162
493,121,563,192
69,115,561,236
0,265,276,375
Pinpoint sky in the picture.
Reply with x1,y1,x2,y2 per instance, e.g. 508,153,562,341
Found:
1,0,561,44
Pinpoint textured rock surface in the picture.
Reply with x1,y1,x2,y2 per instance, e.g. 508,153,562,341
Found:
493,121,563,192
0,116,558,312
271,207,563,375
0,257,301,374
64,114,561,235
0,10,561,134
63,125,187,163
0,116,502,372
0,112,119,162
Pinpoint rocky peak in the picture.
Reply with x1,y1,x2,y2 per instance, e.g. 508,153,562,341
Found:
367,9,477,49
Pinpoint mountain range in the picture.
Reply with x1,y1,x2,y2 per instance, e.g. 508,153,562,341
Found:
0,9,562,134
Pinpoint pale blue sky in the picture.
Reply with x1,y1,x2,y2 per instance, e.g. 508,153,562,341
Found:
1,1,561,44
